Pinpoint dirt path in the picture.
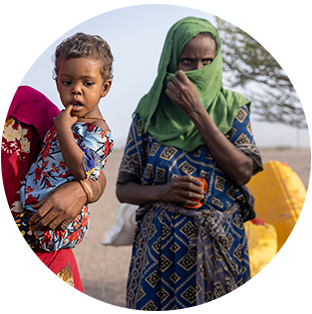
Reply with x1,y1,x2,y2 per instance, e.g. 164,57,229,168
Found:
73,148,310,307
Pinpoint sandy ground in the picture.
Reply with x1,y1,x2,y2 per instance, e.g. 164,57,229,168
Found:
73,148,311,308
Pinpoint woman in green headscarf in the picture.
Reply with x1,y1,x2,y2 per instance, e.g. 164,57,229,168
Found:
116,17,263,310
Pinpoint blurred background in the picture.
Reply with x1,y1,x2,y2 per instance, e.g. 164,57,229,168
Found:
4,3,312,148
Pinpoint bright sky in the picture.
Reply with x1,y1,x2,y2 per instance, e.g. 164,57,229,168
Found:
19,5,310,149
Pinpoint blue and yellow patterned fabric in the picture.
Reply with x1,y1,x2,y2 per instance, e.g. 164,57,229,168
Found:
118,106,262,310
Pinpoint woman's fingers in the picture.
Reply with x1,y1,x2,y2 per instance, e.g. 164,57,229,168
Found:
170,191,203,206
166,81,176,93
167,77,181,93
166,72,200,115
176,176,204,190
171,71,189,88
181,188,204,199
41,216,72,232
30,198,44,210
28,193,70,231
28,197,54,229
30,203,75,232
162,176,205,204
28,181,86,231
175,176,206,206
168,70,192,92
175,69,189,82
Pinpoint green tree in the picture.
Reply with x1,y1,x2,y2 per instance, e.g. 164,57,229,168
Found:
214,3,312,129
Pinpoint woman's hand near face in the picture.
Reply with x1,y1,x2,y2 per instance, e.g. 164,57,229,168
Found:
165,70,201,114
116,176,204,207
166,70,253,186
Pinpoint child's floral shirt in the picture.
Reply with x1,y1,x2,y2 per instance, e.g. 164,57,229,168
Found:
20,122,113,212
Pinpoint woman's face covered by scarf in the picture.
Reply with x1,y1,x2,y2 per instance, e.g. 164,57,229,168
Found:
134,17,250,152
177,34,217,72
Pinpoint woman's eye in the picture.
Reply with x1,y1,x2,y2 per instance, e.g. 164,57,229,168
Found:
183,59,192,64
203,59,213,65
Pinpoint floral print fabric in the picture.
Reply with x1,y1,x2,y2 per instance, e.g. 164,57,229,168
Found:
0,117,87,312
21,122,113,202
17,122,113,251
0,123,113,305
2,118,38,217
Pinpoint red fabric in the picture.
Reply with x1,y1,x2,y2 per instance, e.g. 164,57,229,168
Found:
2,123,39,217
0,119,87,312
22,249,87,312
7,85,60,142
0,4,87,312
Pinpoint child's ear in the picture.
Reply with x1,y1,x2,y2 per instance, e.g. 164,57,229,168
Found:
101,80,112,98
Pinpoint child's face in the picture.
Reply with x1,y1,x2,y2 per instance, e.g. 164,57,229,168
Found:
56,57,111,117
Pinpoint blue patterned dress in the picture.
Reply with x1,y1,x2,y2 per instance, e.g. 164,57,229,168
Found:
117,106,262,310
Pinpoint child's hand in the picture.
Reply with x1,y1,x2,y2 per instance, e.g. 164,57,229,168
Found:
54,104,78,130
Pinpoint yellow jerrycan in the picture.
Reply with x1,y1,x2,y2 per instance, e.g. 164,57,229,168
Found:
246,160,306,251
245,218,277,277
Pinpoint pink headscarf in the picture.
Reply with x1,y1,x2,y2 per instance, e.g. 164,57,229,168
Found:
0,4,59,141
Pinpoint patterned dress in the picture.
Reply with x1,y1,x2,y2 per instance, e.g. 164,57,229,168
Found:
20,123,113,252
118,106,262,310
17,122,113,252
0,117,87,312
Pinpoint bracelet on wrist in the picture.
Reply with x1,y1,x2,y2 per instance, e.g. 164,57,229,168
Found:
78,180,89,202
79,179,93,202
93,179,102,200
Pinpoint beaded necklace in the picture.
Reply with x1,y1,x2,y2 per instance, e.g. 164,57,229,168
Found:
81,116,106,122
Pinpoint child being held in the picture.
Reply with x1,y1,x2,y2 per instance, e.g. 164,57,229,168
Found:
15,33,114,252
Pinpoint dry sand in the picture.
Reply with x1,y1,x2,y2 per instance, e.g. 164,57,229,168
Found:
73,148,311,308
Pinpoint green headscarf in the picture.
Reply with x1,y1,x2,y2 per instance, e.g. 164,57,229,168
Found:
134,16,250,152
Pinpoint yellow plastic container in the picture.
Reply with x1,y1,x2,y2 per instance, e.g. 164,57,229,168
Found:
246,161,306,251
245,220,277,277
